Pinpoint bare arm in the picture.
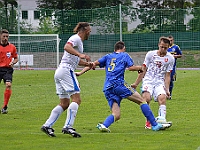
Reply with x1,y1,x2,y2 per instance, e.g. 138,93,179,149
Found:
75,66,91,76
173,54,182,59
75,60,100,76
64,43,91,61
9,57,18,67
165,72,171,98
131,65,147,89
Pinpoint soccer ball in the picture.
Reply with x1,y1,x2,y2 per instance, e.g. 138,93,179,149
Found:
155,116,167,123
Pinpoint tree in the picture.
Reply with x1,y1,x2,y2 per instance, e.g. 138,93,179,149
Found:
36,0,135,34
0,0,18,33
36,0,132,10
133,0,193,33
187,0,200,31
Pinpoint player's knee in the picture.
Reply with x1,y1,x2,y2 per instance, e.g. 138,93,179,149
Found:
5,82,12,88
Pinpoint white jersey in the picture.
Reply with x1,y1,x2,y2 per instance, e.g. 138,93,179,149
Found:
59,34,83,71
142,50,174,84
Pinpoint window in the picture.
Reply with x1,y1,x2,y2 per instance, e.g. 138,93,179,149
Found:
34,11,40,19
22,11,28,19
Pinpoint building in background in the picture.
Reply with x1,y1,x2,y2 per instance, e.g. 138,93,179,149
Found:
17,0,39,30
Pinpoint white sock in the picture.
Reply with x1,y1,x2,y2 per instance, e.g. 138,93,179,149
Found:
43,105,64,127
64,102,79,128
158,105,166,119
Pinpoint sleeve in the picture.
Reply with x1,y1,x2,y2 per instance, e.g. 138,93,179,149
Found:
176,45,182,55
126,53,134,68
143,51,151,68
12,45,18,58
167,56,175,72
98,55,107,68
67,36,77,47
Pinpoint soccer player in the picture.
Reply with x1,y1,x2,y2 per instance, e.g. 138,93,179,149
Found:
41,22,93,138
0,29,18,114
132,36,174,129
77,41,172,132
167,35,182,100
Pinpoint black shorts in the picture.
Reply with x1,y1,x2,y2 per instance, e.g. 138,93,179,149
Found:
0,67,14,83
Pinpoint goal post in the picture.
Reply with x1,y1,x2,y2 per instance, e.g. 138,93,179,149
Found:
9,34,60,70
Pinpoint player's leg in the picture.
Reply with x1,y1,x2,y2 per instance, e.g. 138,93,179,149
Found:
154,84,172,126
62,70,81,137
169,70,175,99
1,68,14,114
41,97,68,137
97,90,120,133
62,93,81,137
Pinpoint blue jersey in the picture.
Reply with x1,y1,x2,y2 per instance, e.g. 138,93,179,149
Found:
98,52,134,91
167,44,182,68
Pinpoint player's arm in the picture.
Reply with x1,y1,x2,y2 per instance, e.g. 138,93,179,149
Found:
127,65,142,72
75,66,91,76
131,65,147,89
76,60,94,76
165,72,171,98
64,43,91,61
173,54,182,59
173,46,182,59
10,57,18,67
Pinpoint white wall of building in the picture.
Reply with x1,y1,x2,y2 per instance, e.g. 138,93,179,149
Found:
17,0,39,30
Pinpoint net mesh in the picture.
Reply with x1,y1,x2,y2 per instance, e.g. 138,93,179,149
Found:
1,5,200,68
9,34,59,69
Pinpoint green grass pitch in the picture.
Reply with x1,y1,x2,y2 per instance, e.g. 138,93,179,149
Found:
0,69,200,150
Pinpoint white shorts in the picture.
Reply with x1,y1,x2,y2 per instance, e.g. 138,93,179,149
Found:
54,66,80,99
141,82,166,101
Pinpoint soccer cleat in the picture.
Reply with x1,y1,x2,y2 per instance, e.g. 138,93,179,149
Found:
41,126,56,137
160,122,172,130
1,107,8,114
145,120,151,129
152,122,172,131
152,123,164,131
96,123,111,132
62,127,81,138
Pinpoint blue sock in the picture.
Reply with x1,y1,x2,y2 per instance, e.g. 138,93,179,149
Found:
103,114,115,128
140,103,157,126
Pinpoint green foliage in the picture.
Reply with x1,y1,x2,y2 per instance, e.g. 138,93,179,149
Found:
36,0,132,10
0,70,200,150
34,17,58,34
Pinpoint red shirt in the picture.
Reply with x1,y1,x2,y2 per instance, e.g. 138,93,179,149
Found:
0,43,18,67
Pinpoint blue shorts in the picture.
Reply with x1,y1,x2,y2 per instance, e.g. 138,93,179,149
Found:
103,83,133,109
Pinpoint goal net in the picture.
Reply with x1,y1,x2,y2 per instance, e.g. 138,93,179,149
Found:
9,34,60,70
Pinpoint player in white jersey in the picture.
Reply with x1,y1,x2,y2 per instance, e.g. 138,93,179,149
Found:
132,36,174,129
41,22,93,137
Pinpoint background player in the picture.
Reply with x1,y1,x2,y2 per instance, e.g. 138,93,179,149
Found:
0,29,18,114
167,35,182,100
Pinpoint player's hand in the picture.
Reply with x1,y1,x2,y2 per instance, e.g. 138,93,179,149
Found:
79,54,91,62
131,83,138,89
165,90,170,99
9,62,14,67
75,72,81,76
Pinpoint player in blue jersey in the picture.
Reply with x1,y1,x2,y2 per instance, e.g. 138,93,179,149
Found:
167,35,182,99
77,41,172,132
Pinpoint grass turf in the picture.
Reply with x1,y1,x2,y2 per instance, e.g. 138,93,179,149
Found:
0,69,200,150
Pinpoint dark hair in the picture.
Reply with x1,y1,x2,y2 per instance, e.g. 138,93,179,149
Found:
73,22,90,33
0,29,9,34
114,41,125,51
168,35,174,39
159,36,170,45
